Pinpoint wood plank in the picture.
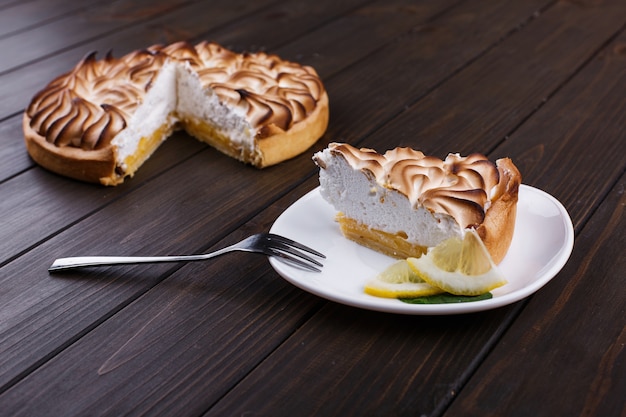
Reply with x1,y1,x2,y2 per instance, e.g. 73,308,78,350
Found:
0,0,195,74
326,0,626,151
206,297,519,417
0,146,305,386
444,172,625,417
202,0,460,70
0,114,29,181
0,0,107,39
0,0,34,10
0,251,326,416
489,27,626,227
310,0,557,147
0,133,206,266
0,176,325,413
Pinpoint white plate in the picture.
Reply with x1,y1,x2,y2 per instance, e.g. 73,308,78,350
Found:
269,185,574,315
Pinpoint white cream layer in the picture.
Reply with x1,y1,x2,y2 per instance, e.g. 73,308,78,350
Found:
112,60,255,170
315,147,462,248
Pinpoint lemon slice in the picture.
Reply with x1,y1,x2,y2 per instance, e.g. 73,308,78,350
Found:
407,229,507,296
364,260,444,298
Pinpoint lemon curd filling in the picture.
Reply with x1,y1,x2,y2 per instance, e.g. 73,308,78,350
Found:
183,118,234,153
336,214,428,259
182,117,254,163
110,116,256,187
121,122,174,178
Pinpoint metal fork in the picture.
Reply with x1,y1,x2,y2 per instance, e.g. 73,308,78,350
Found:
48,233,325,273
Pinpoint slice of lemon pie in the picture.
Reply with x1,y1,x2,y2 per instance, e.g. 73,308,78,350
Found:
313,142,521,264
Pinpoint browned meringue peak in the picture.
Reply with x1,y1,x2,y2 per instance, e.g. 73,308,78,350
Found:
26,49,165,149
27,86,127,150
328,143,502,229
181,41,324,132
329,143,387,176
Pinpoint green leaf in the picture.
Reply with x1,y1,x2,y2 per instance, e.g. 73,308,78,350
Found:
400,292,492,304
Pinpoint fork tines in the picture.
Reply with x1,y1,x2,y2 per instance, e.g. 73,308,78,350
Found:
264,233,325,272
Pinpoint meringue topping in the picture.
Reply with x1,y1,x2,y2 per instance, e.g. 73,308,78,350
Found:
25,41,325,151
324,143,503,229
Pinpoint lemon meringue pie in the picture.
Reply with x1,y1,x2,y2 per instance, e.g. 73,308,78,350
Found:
23,41,329,185
313,143,521,264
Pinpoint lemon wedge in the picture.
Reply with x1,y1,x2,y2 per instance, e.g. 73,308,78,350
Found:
364,260,444,298
407,229,506,296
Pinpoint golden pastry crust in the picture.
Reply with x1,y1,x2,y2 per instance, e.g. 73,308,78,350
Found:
252,92,329,168
23,41,329,184
24,113,116,184
475,157,521,264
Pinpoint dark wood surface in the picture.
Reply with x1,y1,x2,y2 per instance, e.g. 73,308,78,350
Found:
0,0,624,416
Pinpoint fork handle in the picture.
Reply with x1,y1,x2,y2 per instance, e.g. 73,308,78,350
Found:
48,250,230,272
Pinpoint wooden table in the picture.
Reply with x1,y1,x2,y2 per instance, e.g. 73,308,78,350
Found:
1,0,624,415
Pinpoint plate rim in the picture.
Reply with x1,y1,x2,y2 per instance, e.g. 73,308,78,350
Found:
269,184,574,315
